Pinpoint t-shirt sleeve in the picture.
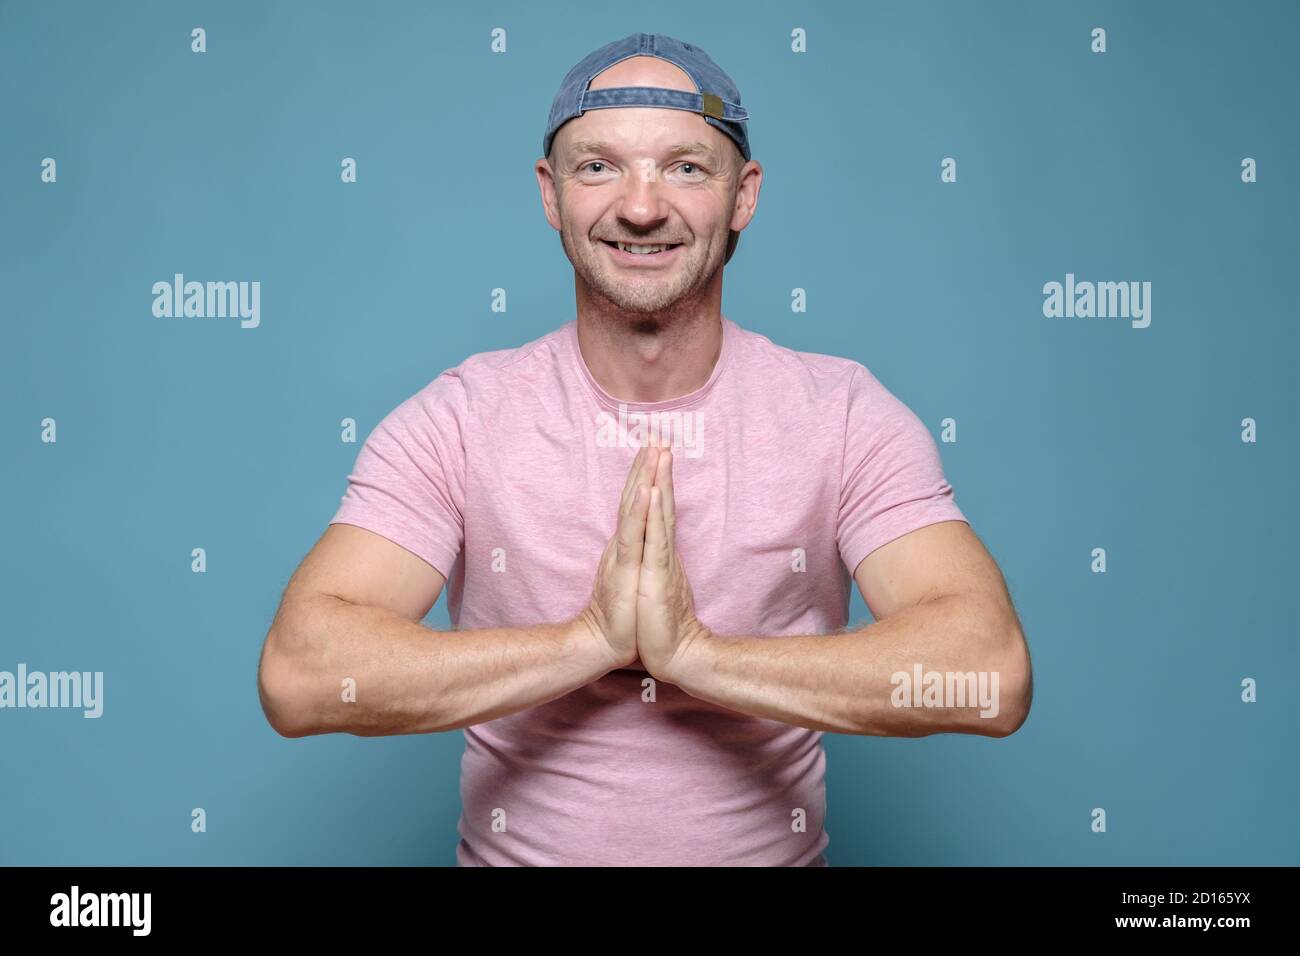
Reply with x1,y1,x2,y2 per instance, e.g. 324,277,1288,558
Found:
837,363,967,578
328,371,467,579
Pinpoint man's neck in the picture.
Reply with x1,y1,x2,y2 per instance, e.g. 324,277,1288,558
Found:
575,310,724,404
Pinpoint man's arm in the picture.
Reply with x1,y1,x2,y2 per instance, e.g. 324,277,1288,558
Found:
663,520,1032,738
256,524,618,738
258,444,660,739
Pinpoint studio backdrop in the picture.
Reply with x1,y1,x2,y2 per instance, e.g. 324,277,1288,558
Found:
2,0,1296,865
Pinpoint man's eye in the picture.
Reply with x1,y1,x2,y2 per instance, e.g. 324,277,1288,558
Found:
581,161,608,174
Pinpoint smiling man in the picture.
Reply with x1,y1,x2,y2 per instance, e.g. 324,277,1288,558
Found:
256,33,1033,867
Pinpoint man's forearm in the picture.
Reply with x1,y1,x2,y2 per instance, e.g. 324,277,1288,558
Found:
666,593,1031,738
258,595,617,737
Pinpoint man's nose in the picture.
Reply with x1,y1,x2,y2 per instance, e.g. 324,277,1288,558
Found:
615,160,668,227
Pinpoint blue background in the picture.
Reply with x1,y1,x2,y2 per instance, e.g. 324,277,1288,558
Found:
2,0,1296,865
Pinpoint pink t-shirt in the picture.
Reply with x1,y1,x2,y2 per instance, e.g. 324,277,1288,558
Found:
329,316,966,866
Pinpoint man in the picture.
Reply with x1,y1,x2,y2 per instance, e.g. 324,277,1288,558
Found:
256,33,1032,867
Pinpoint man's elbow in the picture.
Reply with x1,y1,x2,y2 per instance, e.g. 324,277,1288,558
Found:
984,626,1032,738
257,627,317,739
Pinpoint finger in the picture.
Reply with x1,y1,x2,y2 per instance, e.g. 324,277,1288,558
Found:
653,447,676,544
643,485,669,573
620,443,661,519
615,483,650,567
642,443,662,485
618,444,647,517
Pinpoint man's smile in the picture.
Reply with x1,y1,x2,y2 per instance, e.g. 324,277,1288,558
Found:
600,239,684,266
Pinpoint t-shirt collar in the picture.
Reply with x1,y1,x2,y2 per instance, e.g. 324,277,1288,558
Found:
566,316,735,414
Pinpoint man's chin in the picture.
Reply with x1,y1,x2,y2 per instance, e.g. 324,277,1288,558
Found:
585,275,680,314
600,292,684,315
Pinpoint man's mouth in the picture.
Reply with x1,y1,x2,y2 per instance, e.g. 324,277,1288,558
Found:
601,240,682,256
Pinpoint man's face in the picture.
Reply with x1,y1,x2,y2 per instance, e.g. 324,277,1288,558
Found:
543,99,744,315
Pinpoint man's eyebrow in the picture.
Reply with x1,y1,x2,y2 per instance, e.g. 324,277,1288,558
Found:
567,140,720,161
664,141,719,159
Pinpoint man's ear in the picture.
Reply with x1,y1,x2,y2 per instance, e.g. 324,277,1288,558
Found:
536,154,563,232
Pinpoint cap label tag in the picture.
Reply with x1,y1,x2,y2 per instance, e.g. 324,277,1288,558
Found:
700,92,724,119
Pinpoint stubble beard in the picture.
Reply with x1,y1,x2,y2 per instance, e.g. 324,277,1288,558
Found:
560,218,721,321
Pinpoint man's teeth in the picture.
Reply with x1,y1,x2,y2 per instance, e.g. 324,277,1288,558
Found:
615,242,675,254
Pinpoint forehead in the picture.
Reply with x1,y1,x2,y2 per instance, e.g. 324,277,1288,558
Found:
559,107,726,160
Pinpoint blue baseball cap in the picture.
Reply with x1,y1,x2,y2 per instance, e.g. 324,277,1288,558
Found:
543,33,752,164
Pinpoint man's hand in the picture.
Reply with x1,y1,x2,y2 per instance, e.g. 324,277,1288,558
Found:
576,444,656,671
636,445,712,682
